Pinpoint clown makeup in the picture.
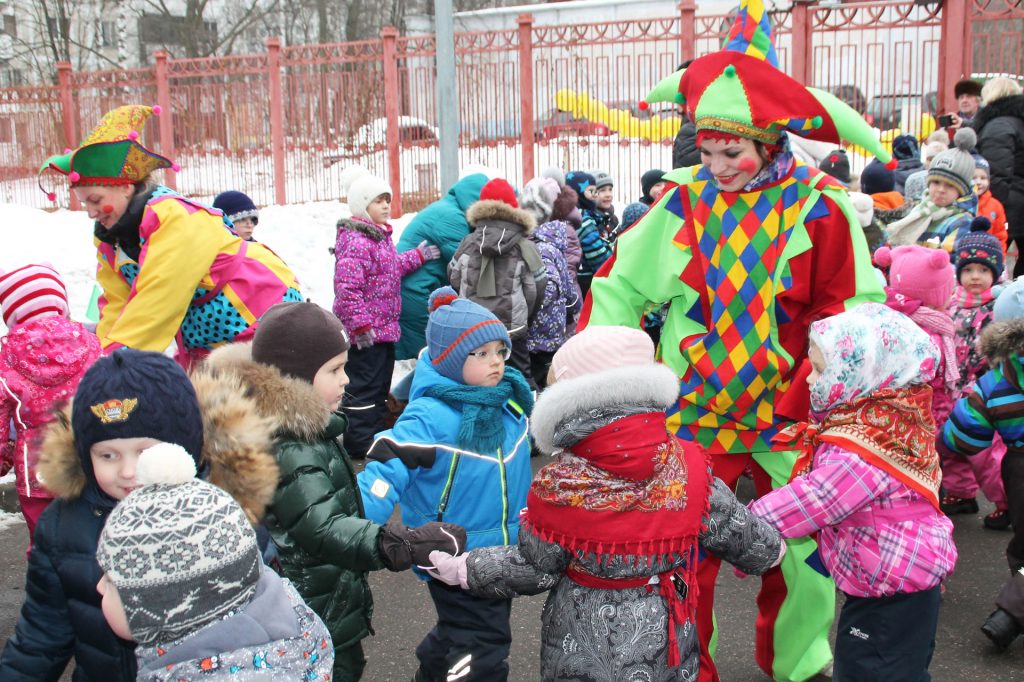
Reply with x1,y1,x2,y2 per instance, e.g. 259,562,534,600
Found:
73,184,135,230
699,137,765,192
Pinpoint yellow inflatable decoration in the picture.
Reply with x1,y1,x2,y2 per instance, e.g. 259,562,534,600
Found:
554,90,679,142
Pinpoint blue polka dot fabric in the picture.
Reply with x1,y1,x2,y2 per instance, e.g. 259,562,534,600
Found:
180,287,303,349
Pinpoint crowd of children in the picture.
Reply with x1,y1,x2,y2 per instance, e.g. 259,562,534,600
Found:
4,0,1024,679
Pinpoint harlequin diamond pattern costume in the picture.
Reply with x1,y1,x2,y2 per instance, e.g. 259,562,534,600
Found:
580,1,890,680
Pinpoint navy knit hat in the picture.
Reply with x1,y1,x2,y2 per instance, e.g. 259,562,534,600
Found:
891,135,920,162
640,169,666,203
860,159,896,195
954,217,1004,281
819,149,851,185
426,287,510,384
212,190,259,225
621,202,650,231
71,349,204,481
565,171,597,211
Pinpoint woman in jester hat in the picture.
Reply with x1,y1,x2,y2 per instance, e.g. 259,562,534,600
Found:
580,1,893,680
38,105,302,368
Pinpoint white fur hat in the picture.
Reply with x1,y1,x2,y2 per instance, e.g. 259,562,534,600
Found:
347,174,393,221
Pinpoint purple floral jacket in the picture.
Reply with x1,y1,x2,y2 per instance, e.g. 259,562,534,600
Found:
332,217,424,342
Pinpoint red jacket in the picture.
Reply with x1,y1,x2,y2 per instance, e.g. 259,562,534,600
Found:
977,190,1009,254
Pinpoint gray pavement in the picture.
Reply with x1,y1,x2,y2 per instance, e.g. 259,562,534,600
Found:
1,471,1023,681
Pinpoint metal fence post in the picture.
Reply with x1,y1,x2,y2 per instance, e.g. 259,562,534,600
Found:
939,0,970,114
381,27,403,217
678,0,696,63
790,0,812,84
57,62,79,210
154,51,176,191
518,14,535,183
266,37,287,206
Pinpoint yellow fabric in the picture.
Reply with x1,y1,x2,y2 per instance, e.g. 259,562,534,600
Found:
94,242,131,344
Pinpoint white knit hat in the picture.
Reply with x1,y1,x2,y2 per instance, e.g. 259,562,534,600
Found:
550,325,655,382
347,173,393,221
0,263,69,328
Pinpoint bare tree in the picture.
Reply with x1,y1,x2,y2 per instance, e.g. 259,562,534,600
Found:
136,0,280,58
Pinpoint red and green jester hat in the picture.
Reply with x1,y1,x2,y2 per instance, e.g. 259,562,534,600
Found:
580,0,891,456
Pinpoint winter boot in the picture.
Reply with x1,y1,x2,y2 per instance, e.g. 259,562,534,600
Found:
981,608,1022,650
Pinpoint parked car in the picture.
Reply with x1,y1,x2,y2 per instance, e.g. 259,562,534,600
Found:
536,108,609,140
826,84,867,114
864,94,928,131
325,116,439,164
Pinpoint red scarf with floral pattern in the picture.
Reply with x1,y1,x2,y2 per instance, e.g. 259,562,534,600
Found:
523,412,711,560
775,385,941,509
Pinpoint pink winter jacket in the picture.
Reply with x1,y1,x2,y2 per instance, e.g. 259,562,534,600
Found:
750,442,957,598
332,217,425,342
0,317,100,498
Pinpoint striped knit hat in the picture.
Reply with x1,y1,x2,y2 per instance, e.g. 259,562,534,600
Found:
426,287,510,383
0,263,69,328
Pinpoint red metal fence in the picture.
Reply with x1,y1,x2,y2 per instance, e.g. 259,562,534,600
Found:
4,0,1022,214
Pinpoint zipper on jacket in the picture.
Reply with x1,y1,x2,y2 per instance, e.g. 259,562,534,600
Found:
436,453,462,521
498,446,509,545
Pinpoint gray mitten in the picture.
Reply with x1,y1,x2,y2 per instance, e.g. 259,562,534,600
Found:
378,521,467,572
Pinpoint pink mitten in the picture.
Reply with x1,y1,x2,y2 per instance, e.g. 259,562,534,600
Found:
426,550,469,589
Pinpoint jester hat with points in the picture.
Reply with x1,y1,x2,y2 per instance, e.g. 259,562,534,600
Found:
38,104,177,200
643,0,895,167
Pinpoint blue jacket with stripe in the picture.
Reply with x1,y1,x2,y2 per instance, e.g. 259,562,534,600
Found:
357,353,532,554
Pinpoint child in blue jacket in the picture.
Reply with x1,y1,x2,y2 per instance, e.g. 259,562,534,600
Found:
358,286,534,682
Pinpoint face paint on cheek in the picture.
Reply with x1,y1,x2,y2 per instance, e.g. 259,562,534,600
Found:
102,204,114,214
737,157,757,174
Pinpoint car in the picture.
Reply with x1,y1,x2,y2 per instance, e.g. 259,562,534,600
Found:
535,108,610,140
324,116,439,164
826,84,867,114
864,93,929,131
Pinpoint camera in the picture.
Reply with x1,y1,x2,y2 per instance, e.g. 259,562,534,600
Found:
938,114,955,128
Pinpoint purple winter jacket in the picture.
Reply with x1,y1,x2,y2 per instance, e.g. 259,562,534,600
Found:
528,220,577,352
332,217,424,342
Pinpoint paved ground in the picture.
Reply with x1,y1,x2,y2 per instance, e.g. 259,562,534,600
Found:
2,468,1023,681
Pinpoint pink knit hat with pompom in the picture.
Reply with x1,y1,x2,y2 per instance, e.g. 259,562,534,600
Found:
874,245,954,309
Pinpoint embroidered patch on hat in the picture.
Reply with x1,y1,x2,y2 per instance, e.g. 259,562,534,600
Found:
90,398,139,424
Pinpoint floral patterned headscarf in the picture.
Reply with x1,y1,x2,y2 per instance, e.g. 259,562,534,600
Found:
808,302,939,414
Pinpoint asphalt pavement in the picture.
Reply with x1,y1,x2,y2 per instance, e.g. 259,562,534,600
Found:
1,467,1023,681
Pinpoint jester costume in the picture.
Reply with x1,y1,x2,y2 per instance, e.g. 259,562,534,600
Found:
581,2,891,680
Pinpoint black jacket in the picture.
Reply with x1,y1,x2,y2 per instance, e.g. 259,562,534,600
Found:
973,95,1024,237
672,120,701,169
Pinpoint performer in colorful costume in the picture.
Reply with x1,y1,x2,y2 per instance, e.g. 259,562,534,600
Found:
580,2,893,680
38,105,301,367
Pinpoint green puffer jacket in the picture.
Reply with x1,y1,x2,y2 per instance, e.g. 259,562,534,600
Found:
204,344,386,653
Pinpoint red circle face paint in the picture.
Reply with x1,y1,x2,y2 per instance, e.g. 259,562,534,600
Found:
102,204,114,214
737,157,758,174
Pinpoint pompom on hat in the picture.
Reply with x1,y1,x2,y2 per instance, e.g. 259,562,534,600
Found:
38,105,175,200
641,0,896,168
873,244,955,310
860,158,896,195
96,444,261,646
954,216,1004,281
426,286,510,383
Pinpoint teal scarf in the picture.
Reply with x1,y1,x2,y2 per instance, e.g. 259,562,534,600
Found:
424,367,534,453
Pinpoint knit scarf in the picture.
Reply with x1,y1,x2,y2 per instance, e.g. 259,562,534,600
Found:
954,286,995,309
886,291,960,386
423,367,534,453
885,197,956,246
776,385,941,509
524,412,710,561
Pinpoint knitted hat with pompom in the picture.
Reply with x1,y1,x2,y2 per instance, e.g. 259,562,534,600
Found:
874,244,955,309
954,216,1004,281
426,287,510,383
928,128,978,197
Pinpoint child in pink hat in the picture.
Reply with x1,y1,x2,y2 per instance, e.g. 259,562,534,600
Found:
0,264,101,543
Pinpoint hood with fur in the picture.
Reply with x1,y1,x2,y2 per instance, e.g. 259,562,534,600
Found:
467,199,536,233
336,216,388,242
972,94,1024,134
204,342,331,443
37,364,278,524
531,363,680,454
980,317,1024,368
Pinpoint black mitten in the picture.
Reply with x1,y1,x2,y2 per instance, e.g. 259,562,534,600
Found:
378,521,467,572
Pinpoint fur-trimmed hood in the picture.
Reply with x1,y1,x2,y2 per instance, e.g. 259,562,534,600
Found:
980,317,1024,367
531,363,680,454
466,199,537,235
336,216,389,242
204,342,331,442
37,365,279,524
973,94,1024,134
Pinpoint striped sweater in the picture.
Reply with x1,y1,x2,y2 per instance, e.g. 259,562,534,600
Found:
943,318,1024,456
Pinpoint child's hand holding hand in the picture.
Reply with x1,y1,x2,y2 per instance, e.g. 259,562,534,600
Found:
378,521,467,572
417,240,441,262
353,328,375,350
426,550,469,589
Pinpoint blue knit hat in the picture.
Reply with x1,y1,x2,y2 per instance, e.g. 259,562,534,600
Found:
860,158,896,195
212,190,259,225
71,348,205,483
565,171,597,211
891,134,920,162
954,217,1004,281
426,287,511,383
621,202,650,231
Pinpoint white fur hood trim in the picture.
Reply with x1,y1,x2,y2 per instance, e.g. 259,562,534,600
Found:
531,363,680,454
